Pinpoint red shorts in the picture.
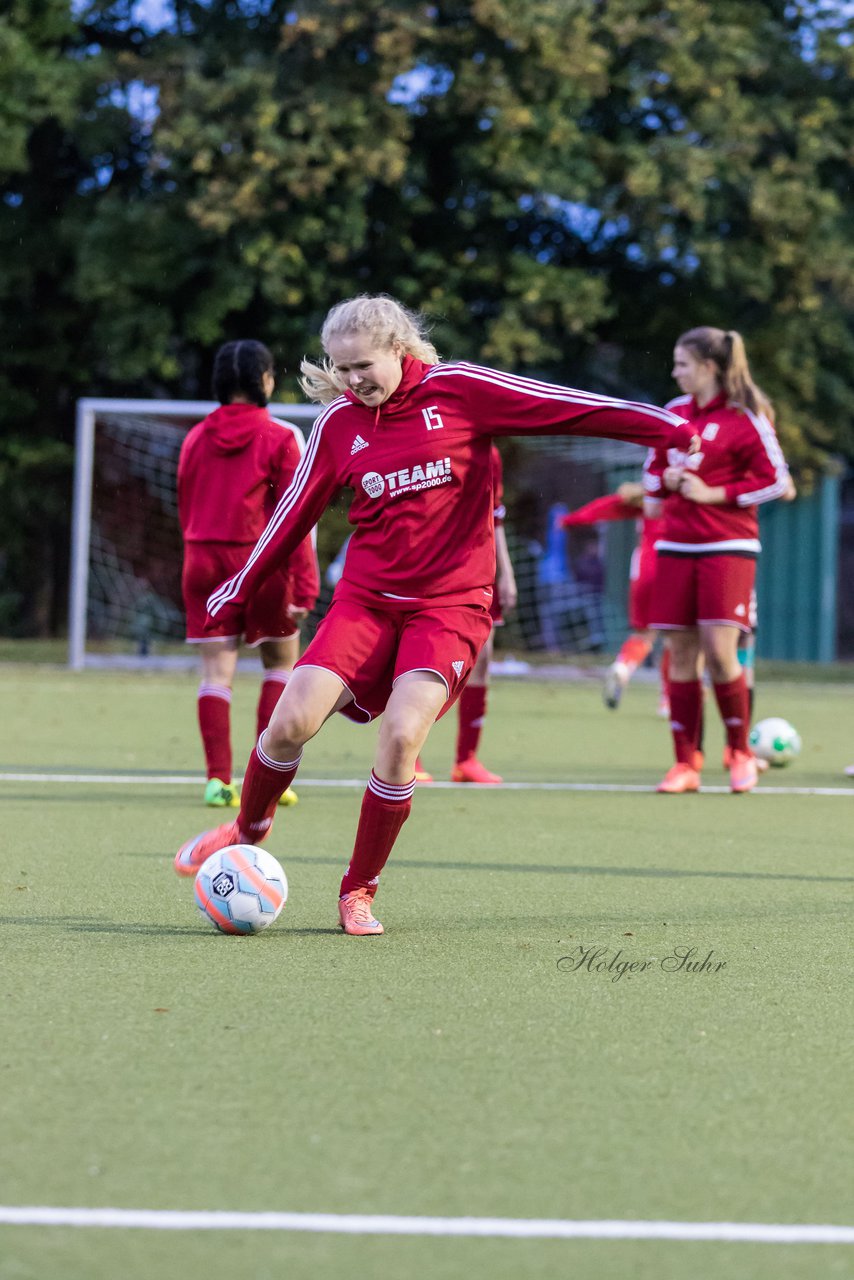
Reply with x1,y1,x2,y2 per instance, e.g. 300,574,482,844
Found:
296,593,493,724
649,553,757,633
183,543,298,645
627,542,658,632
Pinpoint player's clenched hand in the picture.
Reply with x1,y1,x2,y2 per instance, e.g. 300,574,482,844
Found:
670,422,701,454
663,466,684,493
616,481,644,507
678,472,719,504
498,571,517,612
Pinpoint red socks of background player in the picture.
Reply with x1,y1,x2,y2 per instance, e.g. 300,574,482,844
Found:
236,735,302,843
197,683,232,781
712,673,751,753
256,669,289,739
669,673,750,764
339,771,415,898
668,680,703,766
198,671,291,785
456,684,487,764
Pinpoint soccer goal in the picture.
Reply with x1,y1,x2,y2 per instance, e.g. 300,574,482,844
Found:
68,398,321,669
69,397,644,672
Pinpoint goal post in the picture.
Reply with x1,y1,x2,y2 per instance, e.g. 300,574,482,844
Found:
68,398,321,669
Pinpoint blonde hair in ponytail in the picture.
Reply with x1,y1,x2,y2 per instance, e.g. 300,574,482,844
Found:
677,326,774,422
299,294,440,404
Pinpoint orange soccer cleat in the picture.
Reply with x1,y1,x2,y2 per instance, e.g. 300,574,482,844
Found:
174,821,244,877
723,745,768,773
729,749,759,794
338,888,384,936
451,757,503,785
656,763,701,794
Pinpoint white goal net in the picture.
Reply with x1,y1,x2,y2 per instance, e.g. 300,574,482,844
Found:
69,398,644,671
68,399,321,669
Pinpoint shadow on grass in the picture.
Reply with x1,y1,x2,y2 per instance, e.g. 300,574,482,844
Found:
253,853,854,886
0,914,203,936
0,913,344,938
122,846,854,884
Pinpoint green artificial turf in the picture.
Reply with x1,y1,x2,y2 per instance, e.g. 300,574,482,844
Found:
0,666,852,1280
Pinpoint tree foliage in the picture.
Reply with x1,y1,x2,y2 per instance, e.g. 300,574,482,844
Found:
1,0,853,631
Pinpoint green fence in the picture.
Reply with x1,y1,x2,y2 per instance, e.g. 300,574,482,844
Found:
755,473,839,662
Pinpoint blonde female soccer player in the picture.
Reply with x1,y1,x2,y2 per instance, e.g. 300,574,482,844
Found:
175,295,697,934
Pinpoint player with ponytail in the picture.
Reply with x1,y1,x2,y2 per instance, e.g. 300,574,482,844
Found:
644,326,791,794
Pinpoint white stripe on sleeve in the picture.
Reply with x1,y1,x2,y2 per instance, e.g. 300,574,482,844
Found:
207,400,344,615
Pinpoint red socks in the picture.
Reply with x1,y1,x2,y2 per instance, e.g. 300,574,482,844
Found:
615,634,652,675
667,673,750,763
256,669,289,739
713,673,750,752
668,680,703,766
456,684,487,764
339,772,415,898
197,683,232,781
197,672,291,787
236,735,302,843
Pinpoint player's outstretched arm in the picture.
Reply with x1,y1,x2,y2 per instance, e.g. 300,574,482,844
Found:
446,363,698,452
558,493,639,529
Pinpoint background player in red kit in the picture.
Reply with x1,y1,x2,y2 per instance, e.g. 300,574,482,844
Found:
643,326,791,795
451,443,517,784
557,482,670,716
175,294,698,936
178,339,319,808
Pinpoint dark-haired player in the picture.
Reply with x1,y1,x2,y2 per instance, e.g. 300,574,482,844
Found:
178,339,318,808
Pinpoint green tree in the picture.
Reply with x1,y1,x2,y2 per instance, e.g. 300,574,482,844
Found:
0,0,159,630
128,0,854,466
2,0,853,633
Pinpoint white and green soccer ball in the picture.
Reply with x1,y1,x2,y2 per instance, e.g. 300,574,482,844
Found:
749,717,802,767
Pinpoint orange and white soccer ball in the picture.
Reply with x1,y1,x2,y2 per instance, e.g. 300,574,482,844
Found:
194,845,287,935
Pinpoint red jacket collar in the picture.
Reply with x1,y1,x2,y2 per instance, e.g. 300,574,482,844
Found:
691,390,728,416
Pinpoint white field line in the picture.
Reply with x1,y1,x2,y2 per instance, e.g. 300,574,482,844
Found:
1,771,853,798
0,1207,852,1243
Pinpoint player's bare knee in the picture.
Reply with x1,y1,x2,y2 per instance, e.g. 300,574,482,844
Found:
381,720,423,768
264,704,314,755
